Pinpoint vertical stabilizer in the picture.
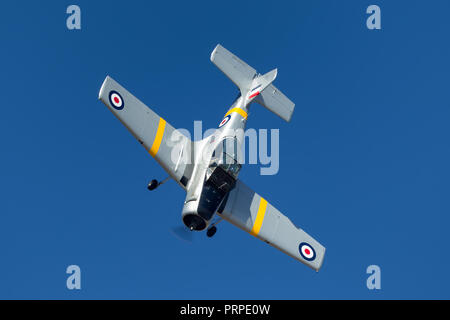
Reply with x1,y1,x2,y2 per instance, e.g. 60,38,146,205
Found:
210,44,295,122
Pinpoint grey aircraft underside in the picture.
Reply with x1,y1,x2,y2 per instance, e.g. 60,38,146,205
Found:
98,44,325,271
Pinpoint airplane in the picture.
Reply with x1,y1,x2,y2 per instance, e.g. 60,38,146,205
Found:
98,44,325,271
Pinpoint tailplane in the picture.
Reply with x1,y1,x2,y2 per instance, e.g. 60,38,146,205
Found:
210,44,295,122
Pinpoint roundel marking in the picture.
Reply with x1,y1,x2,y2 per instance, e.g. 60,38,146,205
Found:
109,91,124,110
299,242,316,261
218,115,231,128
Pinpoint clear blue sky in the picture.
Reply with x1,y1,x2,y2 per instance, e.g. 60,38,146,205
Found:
0,0,449,299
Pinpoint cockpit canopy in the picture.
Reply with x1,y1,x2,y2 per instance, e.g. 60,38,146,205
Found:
208,137,241,180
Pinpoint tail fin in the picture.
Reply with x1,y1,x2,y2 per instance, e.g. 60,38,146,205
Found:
210,44,295,122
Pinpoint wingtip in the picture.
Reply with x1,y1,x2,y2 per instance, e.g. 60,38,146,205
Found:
210,44,221,62
316,247,326,271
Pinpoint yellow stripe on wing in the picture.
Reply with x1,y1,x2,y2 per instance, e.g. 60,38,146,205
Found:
225,107,248,120
250,197,268,237
149,118,166,157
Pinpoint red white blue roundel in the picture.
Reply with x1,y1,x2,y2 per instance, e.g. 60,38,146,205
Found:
109,91,124,110
218,115,231,128
299,242,316,261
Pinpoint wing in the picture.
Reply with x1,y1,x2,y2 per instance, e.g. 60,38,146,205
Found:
98,76,194,190
218,180,325,271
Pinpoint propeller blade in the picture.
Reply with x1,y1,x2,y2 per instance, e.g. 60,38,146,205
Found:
170,225,194,243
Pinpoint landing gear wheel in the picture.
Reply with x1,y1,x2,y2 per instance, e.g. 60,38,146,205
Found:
206,226,217,238
147,179,159,191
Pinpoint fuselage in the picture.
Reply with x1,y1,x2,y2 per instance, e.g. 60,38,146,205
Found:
181,96,249,231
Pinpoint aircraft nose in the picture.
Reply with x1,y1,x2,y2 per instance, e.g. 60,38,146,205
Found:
183,213,207,231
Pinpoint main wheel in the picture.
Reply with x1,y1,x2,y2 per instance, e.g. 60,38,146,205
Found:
206,226,217,238
147,179,159,191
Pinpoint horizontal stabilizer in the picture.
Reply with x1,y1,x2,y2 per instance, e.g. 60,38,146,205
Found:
210,44,257,90
254,84,295,122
